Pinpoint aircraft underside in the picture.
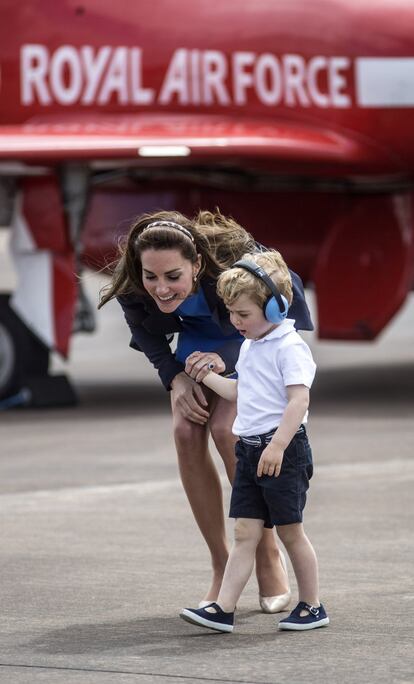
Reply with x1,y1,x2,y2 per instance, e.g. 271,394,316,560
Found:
0,163,413,407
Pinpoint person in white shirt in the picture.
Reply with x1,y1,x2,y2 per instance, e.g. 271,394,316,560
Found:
180,250,329,633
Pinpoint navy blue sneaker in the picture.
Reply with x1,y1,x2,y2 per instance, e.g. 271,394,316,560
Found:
278,601,329,631
180,602,234,633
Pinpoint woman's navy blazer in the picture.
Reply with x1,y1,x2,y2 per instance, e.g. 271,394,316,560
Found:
117,268,313,391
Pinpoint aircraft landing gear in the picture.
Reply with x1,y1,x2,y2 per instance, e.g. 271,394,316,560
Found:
0,294,77,409
0,165,93,409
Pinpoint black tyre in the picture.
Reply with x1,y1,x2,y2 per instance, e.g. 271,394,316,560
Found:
0,293,49,400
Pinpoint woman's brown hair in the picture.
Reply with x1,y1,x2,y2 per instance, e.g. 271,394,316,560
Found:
98,209,256,308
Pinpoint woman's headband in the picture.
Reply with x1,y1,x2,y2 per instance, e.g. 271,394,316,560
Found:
141,220,195,243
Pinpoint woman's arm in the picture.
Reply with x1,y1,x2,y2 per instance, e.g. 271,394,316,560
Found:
118,295,184,390
118,295,211,423
287,270,313,331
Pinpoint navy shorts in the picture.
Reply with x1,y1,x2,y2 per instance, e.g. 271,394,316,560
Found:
229,426,313,527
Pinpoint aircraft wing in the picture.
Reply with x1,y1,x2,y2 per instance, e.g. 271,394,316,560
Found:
0,114,376,167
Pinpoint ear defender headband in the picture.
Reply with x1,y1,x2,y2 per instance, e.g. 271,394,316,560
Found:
232,260,288,324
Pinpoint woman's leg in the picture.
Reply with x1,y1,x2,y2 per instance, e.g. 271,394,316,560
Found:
209,396,290,598
255,529,290,597
171,389,229,602
276,523,319,606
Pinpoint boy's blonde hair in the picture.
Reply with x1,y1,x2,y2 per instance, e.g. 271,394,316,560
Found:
217,250,293,309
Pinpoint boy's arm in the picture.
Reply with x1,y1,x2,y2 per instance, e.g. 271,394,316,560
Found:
185,353,238,401
257,384,309,477
202,371,238,402
271,384,309,451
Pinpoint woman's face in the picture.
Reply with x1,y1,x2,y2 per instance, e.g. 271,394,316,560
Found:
141,248,201,313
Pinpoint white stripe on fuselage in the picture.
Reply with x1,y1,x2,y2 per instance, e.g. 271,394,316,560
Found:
356,58,414,107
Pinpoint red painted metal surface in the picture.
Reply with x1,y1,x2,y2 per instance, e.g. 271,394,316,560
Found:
313,194,414,339
20,177,76,355
1,0,414,347
1,0,414,173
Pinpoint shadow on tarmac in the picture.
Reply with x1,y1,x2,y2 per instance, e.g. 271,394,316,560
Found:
75,382,170,414
3,361,414,423
2,382,170,424
71,361,414,417
26,614,289,657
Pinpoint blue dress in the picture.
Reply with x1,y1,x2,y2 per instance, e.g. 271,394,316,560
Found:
175,288,242,363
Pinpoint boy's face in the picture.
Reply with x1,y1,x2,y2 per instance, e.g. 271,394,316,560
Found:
227,294,276,340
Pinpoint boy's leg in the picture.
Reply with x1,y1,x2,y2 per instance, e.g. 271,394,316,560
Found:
214,518,264,612
276,522,319,607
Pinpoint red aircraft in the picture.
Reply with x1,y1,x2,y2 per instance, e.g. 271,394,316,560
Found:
0,0,413,405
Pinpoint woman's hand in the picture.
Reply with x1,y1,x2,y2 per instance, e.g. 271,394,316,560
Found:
171,372,210,425
185,351,226,383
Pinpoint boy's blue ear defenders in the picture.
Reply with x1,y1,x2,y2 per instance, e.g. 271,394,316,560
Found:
232,260,288,324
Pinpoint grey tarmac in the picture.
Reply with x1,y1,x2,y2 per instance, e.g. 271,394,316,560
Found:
0,268,413,684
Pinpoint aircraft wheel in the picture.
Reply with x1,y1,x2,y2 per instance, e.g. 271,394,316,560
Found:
0,294,49,401
0,318,17,398
0,294,77,408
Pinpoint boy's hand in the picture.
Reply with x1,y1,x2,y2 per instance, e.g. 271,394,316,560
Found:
185,351,225,383
257,442,284,478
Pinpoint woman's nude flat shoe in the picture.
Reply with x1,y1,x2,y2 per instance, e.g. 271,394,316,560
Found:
200,593,291,613
259,590,292,613
259,550,292,614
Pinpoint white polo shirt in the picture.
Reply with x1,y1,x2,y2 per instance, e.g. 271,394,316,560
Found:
232,319,316,437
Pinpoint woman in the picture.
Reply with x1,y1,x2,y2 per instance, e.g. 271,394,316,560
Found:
99,209,313,611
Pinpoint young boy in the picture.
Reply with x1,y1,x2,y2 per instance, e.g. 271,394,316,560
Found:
180,250,329,632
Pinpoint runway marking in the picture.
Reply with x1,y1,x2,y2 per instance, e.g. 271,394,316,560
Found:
1,457,412,511
0,477,184,510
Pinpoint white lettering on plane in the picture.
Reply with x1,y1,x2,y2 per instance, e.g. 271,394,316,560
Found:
20,44,352,109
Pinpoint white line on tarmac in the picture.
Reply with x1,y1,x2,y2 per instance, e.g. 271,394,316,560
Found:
1,458,412,511
0,477,184,510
